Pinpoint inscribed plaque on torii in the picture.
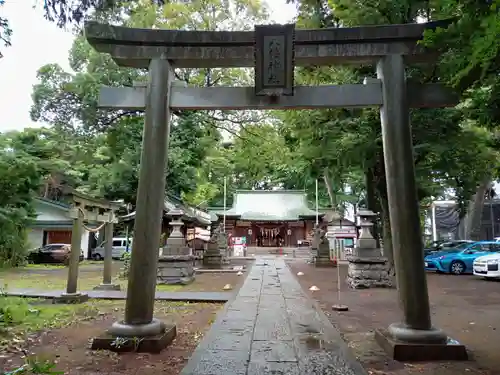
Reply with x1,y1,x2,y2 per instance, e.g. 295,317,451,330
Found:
254,24,295,96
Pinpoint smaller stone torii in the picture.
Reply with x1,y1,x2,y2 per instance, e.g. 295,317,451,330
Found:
84,20,465,359
55,191,122,303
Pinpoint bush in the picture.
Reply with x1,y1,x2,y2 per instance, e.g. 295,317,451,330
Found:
119,251,131,279
0,221,30,268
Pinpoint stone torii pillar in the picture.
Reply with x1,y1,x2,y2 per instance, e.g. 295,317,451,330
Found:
56,192,120,303
374,55,467,360
91,58,177,353
94,200,123,291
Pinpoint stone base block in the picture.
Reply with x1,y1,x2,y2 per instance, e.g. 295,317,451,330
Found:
314,256,337,267
93,283,121,291
53,292,89,304
203,254,223,268
157,255,195,285
159,275,195,285
375,329,468,361
346,256,393,289
91,324,177,353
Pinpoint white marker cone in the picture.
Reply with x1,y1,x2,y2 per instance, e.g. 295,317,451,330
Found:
297,272,304,276
309,285,320,291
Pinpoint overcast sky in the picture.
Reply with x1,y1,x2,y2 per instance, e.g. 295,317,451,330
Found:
0,0,297,132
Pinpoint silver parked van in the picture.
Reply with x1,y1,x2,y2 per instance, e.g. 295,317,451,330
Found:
92,237,132,260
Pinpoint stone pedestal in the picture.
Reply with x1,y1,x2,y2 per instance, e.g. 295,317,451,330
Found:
92,319,177,353
157,255,195,285
54,292,89,304
346,256,392,288
94,283,121,291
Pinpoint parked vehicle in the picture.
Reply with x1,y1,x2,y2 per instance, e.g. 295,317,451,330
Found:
473,252,500,279
28,243,84,265
92,237,132,260
424,241,500,275
423,240,473,257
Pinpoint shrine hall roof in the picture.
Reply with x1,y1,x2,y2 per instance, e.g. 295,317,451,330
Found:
213,190,323,222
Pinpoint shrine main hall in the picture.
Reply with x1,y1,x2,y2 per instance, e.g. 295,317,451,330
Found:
209,190,323,247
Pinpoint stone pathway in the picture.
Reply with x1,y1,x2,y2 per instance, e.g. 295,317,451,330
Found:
180,256,367,375
4,288,231,302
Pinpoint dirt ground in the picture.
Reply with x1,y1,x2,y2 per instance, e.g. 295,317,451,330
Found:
287,259,500,375
1,262,251,374
0,260,250,293
1,300,221,375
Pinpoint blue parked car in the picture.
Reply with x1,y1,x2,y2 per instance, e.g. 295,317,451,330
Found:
424,241,500,275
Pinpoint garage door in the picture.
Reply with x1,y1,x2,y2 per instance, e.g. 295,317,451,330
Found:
46,230,72,244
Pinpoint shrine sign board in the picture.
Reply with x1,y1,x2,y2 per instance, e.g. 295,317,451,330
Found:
254,24,295,96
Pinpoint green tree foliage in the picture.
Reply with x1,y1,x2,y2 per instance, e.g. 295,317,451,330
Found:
28,0,268,208
0,138,41,266
283,0,498,272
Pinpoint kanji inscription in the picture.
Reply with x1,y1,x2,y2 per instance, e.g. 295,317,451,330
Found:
263,36,285,85
254,24,295,96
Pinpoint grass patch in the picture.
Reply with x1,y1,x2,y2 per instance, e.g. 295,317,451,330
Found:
0,269,183,292
0,294,121,349
21,264,66,270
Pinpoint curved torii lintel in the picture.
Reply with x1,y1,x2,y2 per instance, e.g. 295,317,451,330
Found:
84,19,453,69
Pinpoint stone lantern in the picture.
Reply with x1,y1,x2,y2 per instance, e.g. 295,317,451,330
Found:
346,208,392,289
157,209,195,285
355,208,378,255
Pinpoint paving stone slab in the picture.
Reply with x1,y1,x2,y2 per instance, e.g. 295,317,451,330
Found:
251,340,297,362
259,295,286,310
247,361,301,375
253,314,293,341
238,287,262,297
220,308,256,322
183,350,249,375
205,331,253,351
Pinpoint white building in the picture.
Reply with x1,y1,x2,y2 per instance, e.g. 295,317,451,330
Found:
27,198,91,256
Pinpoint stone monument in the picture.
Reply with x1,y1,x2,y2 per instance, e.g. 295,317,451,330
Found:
157,209,195,285
346,209,392,288
203,223,224,268
315,228,336,267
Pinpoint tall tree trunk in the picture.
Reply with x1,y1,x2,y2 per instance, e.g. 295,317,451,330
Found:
323,168,336,209
465,179,491,241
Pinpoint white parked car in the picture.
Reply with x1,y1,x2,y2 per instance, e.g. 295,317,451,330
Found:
473,253,500,279
92,237,132,260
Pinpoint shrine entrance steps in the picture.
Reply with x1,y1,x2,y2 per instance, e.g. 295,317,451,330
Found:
246,246,312,258
180,255,366,375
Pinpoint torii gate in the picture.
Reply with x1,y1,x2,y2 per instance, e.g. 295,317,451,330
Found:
85,20,462,358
